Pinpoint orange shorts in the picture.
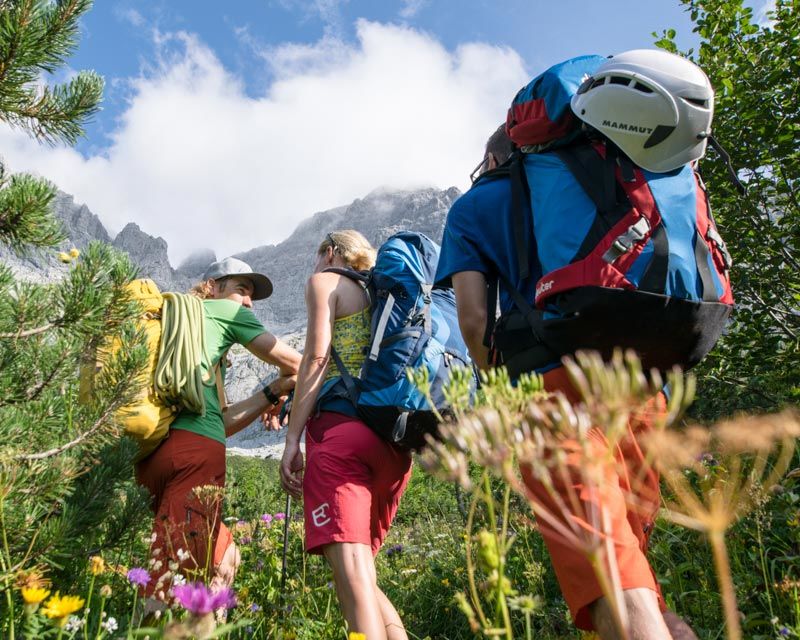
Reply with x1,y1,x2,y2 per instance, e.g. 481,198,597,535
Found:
521,366,665,631
135,428,232,597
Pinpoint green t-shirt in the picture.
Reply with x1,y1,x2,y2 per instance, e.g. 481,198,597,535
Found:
170,299,267,444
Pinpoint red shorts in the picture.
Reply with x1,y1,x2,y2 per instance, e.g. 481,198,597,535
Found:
135,428,231,597
521,366,665,631
303,411,412,555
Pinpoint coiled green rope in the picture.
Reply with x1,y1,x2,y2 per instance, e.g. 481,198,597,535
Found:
153,293,213,415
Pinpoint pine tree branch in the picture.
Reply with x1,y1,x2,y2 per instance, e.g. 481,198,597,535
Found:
14,399,122,461
0,322,53,338
0,356,65,407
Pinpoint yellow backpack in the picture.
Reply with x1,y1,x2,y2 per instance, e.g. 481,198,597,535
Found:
81,279,220,462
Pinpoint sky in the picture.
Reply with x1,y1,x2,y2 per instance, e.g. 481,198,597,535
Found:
0,0,775,264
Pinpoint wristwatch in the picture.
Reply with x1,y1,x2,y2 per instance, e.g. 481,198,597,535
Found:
262,385,281,406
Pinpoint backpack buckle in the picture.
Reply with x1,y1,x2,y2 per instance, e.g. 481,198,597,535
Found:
707,226,733,270
602,217,651,263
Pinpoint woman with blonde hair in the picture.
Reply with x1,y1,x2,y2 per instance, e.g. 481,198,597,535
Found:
280,230,411,640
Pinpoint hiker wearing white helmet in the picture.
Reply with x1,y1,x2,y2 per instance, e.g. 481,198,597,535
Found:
439,49,726,639
136,256,301,605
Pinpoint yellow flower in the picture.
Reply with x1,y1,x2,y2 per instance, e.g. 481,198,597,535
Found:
348,633,367,640
69,248,80,258
40,592,84,623
89,555,106,576
57,252,72,263
441,578,450,587
21,587,50,605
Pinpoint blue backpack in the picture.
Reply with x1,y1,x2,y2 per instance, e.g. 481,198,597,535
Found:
481,55,734,378
320,231,474,451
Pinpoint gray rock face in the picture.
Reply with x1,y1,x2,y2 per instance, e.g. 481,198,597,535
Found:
238,186,461,334
1,184,464,453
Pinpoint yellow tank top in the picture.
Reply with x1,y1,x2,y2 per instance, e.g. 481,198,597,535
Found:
325,306,371,382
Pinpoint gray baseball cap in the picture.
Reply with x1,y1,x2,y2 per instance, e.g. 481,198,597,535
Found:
202,257,273,300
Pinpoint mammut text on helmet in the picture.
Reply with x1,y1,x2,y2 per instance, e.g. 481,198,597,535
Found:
601,120,654,135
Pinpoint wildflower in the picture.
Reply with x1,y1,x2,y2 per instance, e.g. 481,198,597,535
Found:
127,567,151,587
249,603,261,612
172,574,187,587
385,544,404,558
173,583,237,615
240,536,252,545
274,512,286,521
21,586,50,605
69,247,80,258
99,584,112,598
101,617,118,633
64,615,85,632
40,593,85,626
58,251,72,263
260,513,273,524
15,569,50,591
349,633,367,640
441,578,450,587
177,547,192,562
89,555,106,576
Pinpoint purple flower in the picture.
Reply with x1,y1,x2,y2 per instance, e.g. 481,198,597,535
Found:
240,536,252,545
127,567,151,587
385,544,404,558
260,513,273,524
779,628,790,637
173,583,237,615
249,603,261,612
274,512,286,521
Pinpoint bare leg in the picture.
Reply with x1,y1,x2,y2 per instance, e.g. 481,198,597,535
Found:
376,586,408,640
590,588,673,640
323,542,387,640
211,541,241,591
663,610,698,640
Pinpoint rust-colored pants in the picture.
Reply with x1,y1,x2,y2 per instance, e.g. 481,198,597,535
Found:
521,366,666,631
135,429,232,598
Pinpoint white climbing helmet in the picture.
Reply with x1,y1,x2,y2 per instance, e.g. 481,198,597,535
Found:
570,49,714,173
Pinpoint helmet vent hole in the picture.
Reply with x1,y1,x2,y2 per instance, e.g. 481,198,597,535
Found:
609,76,630,86
684,97,708,107
633,82,654,94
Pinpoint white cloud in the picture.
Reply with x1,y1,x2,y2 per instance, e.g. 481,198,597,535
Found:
754,0,776,26
0,21,528,263
399,0,427,19
115,7,145,28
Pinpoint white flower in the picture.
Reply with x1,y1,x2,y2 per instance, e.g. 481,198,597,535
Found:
176,548,191,562
172,574,186,587
101,617,118,633
64,616,85,631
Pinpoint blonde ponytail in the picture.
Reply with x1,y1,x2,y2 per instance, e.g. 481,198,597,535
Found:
319,230,376,271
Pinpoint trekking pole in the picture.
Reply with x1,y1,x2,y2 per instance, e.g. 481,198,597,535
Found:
280,492,291,596
277,390,294,601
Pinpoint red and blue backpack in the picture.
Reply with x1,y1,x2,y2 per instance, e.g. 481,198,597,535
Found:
483,55,734,377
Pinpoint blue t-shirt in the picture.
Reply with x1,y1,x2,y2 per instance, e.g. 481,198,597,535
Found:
435,173,540,314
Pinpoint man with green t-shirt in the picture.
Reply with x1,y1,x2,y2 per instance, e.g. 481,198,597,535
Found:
135,257,301,600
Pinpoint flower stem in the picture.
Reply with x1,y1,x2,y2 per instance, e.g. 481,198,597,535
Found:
708,529,741,640
0,496,15,640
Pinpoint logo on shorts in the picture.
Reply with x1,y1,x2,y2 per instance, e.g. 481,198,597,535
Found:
311,502,331,527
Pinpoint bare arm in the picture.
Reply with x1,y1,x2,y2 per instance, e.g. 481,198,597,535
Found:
245,331,301,376
280,272,338,496
452,271,491,371
223,375,295,437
